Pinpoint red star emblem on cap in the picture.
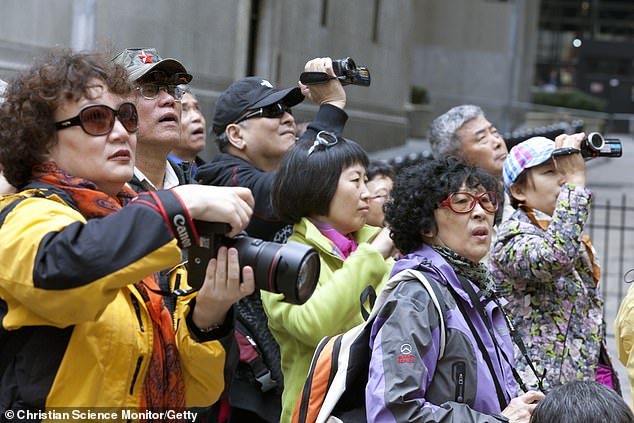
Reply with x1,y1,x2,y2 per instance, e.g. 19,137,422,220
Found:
138,51,153,64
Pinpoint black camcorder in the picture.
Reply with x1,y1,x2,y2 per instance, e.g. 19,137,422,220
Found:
580,132,622,159
299,57,371,87
187,221,320,305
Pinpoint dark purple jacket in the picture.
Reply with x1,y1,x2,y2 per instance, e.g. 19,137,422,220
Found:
365,244,517,422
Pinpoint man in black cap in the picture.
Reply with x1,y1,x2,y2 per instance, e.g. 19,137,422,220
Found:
197,57,347,242
113,47,193,192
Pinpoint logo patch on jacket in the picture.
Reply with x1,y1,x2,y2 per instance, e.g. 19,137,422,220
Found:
398,343,415,363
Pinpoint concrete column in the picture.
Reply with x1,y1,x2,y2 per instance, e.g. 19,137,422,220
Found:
70,0,96,52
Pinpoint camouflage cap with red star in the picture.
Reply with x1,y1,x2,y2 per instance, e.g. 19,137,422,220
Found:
112,48,192,84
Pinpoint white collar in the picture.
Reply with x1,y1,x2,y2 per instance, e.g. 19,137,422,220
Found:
133,161,180,190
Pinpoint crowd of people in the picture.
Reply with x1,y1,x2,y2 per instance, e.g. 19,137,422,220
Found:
0,47,633,423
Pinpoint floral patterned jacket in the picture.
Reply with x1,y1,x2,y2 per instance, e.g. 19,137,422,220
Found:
490,184,603,392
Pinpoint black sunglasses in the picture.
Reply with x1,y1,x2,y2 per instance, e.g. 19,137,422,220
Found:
235,103,292,124
54,103,139,136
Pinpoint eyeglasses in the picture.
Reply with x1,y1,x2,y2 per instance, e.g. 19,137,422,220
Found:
136,83,186,100
307,131,339,156
370,194,388,202
235,103,292,124
54,102,139,136
439,191,498,214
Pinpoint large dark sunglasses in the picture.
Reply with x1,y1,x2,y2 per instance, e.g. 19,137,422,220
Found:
439,191,499,214
235,103,292,124
54,102,139,136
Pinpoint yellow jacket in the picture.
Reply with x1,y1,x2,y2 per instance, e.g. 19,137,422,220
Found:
0,189,230,411
615,283,634,409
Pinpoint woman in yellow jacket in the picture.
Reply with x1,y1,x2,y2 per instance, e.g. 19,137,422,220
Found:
263,133,395,423
0,50,255,415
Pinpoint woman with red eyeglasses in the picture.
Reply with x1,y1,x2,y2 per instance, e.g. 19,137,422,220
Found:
366,158,544,423
0,50,256,414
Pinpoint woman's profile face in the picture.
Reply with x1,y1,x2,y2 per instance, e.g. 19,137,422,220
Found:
48,80,136,196
366,175,392,227
314,162,370,235
428,184,495,263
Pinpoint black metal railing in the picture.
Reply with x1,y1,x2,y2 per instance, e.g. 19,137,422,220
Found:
587,194,634,333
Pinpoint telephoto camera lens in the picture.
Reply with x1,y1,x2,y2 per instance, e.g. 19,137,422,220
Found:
187,221,320,304
230,237,320,305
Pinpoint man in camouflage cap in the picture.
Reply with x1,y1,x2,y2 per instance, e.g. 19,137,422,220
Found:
113,48,193,192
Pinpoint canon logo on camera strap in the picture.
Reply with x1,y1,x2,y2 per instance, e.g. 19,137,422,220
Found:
173,214,192,248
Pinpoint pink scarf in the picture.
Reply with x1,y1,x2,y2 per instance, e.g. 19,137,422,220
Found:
311,220,358,259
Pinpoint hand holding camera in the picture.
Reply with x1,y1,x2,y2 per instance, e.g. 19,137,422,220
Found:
298,57,347,109
300,57,371,87
553,132,588,187
188,222,321,305
552,132,622,160
191,245,256,331
172,184,254,237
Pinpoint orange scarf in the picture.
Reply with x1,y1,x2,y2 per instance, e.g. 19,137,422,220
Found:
32,162,186,414
521,204,600,287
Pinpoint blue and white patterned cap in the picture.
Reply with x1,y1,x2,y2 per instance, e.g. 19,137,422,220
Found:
503,136,555,192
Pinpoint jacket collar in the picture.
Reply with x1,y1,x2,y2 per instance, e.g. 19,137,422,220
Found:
293,217,382,260
392,244,476,306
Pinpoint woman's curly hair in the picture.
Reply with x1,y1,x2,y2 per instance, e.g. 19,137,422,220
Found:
0,49,134,189
385,158,499,254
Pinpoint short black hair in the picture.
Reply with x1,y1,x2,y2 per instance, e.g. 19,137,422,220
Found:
385,158,498,254
272,134,369,224
530,381,633,423
367,159,395,181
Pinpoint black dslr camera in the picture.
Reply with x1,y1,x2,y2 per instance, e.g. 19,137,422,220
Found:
580,132,622,159
187,221,320,305
299,57,371,87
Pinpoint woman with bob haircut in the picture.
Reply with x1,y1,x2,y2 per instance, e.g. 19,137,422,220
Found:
263,131,394,423
366,158,543,423
0,50,256,411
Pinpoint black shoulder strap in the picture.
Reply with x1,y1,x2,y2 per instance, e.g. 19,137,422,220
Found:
0,184,77,377
359,286,377,321
21,181,81,213
444,280,509,410
456,275,545,394
0,182,77,226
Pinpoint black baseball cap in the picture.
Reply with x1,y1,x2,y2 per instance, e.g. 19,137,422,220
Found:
212,77,304,135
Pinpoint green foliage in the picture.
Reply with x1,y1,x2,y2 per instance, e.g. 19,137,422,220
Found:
410,85,429,105
531,89,607,112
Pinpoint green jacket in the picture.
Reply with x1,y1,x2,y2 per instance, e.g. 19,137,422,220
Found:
261,218,394,423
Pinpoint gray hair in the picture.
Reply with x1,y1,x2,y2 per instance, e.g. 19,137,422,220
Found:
428,104,485,160
530,381,633,423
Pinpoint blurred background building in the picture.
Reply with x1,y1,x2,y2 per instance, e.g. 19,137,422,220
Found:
0,0,633,157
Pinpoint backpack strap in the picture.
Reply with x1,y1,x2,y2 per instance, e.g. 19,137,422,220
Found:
359,285,376,321
385,269,446,359
234,327,277,392
293,268,448,423
444,278,509,410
